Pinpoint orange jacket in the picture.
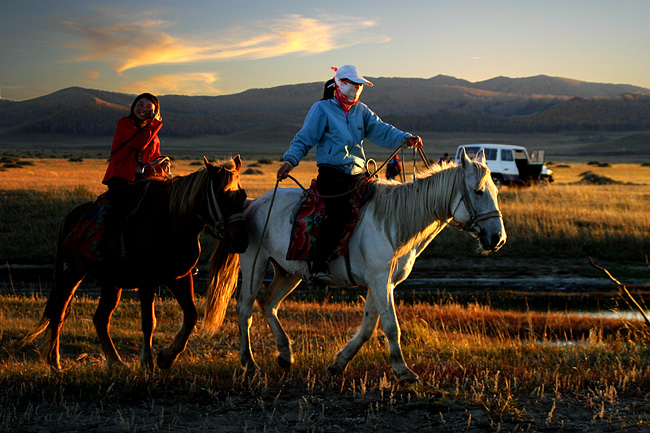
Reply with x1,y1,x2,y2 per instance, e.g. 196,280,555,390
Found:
102,116,162,184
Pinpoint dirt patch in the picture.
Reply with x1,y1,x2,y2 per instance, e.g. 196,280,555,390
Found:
4,374,648,432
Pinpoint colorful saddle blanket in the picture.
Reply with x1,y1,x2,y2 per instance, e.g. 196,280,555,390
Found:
286,176,374,261
62,192,110,261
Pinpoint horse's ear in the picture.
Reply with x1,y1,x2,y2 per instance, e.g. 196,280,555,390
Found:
233,155,242,172
475,149,486,164
203,156,211,168
460,147,472,169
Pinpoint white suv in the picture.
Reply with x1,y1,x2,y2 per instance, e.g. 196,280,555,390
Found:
454,144,553,188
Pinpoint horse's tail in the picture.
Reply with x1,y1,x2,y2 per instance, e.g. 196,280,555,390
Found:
19,291,71,347
20,220,75,348
203,241,240,335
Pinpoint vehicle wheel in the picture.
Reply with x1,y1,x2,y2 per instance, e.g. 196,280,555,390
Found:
491,175,503,189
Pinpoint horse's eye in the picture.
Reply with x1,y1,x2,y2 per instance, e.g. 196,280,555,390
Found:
475,189,484,197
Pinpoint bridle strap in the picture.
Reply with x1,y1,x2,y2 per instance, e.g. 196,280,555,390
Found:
202,180,245,240
450,173,502,232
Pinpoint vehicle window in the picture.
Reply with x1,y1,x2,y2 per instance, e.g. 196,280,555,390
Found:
501,149,514,161
513,149,527,160
484,148,497,161
529,150,544,163
459,146,481,159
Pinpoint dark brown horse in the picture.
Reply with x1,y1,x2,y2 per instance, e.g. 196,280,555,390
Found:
22,156,248,371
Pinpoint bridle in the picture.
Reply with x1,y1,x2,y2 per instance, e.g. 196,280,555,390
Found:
448,171,503,234
201,179,246,240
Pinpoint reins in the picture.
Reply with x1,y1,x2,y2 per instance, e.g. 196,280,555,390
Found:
283,144,432,198
201,180,246,240
248,145,433,294
249,178,281,293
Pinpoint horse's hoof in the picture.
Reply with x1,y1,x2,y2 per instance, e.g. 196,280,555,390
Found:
398,375,421,385
140,358,155,372
327,363,345,376
242,363,261,378
277,355,292,371
106,360,129,370
240,356,260,372
156,351,176,370
49,363,63,373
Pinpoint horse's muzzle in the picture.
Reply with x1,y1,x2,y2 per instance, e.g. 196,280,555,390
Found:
479,228,506,252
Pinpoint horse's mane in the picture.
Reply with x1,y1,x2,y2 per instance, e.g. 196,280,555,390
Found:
369,160,489,255
169,158,239,217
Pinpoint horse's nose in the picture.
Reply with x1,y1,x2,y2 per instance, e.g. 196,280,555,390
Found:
491,231,506,251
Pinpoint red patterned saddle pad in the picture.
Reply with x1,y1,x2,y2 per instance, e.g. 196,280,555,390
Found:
62,193,109,261
286,176,373,261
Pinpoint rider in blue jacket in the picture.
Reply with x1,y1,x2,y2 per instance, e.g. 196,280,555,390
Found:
277,65,423,284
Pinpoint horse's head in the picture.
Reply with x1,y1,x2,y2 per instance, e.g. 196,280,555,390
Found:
450,148,507,252
203,155,249,253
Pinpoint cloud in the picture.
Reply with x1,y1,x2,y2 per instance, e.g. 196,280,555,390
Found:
119,72,220,96
85,70,101,80
58,14,386,73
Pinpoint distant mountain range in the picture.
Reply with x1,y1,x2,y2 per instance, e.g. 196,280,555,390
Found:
1,75,649,138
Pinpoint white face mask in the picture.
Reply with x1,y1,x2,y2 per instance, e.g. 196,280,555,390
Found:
335,77,363,102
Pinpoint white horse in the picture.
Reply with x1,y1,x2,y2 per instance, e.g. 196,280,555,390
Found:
204,148,506,382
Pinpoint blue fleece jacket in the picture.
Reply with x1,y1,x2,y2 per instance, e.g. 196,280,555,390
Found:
283,98,412,175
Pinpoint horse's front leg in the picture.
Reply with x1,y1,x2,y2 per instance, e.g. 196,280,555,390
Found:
94,285,127,369
138,287,156,371
328,290,380,376
157,275,197,369
257,266,302,370
369,285,419,383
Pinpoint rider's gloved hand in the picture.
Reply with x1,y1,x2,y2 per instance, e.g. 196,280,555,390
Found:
277,161,294,181
403,135,423,149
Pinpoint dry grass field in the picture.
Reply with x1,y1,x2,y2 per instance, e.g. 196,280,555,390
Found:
1,152,650,432
2,156,649,264
1,155,648,195
2,291,650,432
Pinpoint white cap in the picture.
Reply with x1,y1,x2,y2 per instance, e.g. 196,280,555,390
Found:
334,65,373,86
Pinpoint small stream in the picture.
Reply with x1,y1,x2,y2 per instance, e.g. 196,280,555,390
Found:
2,264,648,320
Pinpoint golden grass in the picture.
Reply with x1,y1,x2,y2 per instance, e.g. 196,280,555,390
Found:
2,158,649,263
0,157,318,199
1,294,649,431
2,157,648,195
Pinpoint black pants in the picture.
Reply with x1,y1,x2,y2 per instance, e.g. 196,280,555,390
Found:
103,178,136,254
309,166,362,270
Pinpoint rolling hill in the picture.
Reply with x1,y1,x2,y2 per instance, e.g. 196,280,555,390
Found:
1,75,649,140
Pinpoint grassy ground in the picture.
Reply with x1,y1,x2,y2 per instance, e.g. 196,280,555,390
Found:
2,294,650,432
1,153,649,431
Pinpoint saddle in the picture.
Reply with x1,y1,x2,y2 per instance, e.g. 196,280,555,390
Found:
286,176,373,261
62,180,170,262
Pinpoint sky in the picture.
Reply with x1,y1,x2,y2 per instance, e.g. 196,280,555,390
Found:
1,0,649,101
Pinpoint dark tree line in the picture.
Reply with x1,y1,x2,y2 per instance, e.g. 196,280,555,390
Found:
2,86,650,137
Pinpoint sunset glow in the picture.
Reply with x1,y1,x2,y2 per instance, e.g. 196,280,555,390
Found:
1,1,648,100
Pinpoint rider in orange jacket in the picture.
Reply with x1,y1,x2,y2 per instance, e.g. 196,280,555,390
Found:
103,94,162,185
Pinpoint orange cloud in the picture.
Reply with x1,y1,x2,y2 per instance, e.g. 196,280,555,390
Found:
58,14,386,73
86,70,101,80
119,72,220,96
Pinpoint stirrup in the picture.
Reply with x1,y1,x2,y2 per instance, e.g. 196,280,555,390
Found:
310,271,333,285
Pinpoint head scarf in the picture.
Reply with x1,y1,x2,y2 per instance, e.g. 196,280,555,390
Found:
331,67,363,112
